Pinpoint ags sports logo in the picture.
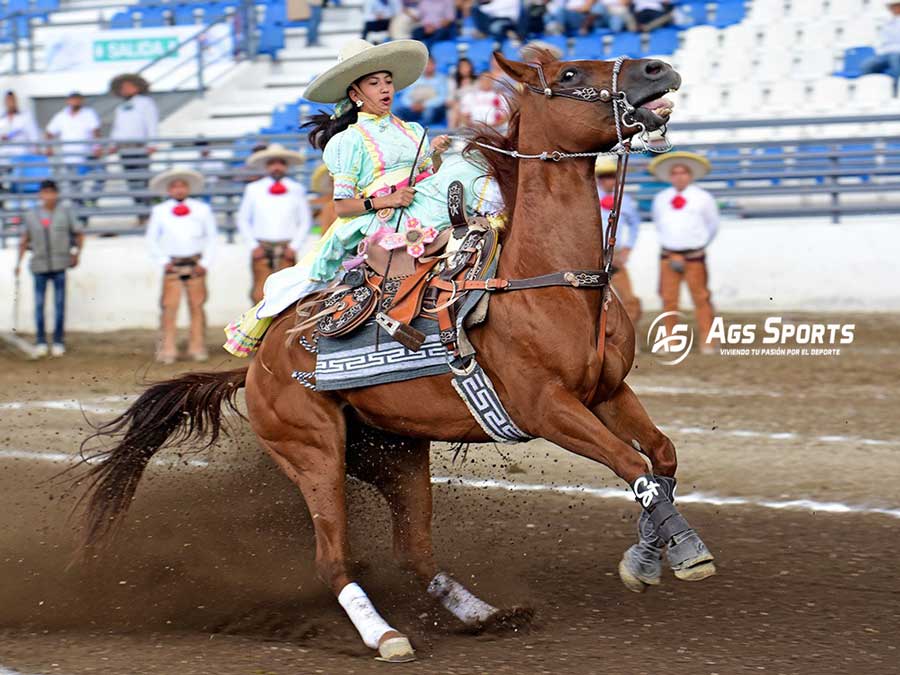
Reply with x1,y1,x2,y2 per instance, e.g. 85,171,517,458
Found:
647,311,694,366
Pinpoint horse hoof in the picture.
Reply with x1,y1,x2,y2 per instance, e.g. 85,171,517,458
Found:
618,543,662,593
470,606,535,634
618,558,659,593
376,636,416,663
673,560,717,582
666,529,715,580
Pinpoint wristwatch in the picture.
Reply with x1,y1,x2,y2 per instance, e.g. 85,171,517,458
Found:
363,198,374,212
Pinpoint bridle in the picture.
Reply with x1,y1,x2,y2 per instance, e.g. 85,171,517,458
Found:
449,56,671,274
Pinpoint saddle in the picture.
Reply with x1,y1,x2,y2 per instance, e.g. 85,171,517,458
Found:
315,182,501,358
309,181,611,363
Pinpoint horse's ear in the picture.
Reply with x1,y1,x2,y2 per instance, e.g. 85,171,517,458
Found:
492,51,540,87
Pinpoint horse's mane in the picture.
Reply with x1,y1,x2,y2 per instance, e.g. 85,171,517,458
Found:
463,48,561,218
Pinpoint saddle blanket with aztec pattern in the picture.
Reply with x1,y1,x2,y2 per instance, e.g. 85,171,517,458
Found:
314,317,450,391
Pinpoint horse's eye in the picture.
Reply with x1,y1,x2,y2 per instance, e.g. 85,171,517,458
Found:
561,69,578,82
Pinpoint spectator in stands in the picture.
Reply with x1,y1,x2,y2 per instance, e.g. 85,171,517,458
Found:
520,1,550,38
0,91,39,162
557,0,593,36
411,0,457,45
362,0,402,42
146,168,217,364
460,72,510,127
861,1,900,93
588,0,632,33
595,157,641,326
14,179,83,358
45,92,101,206
307,0,325,47
309,163,336,235
648,151,718,352
629,0,672,32
471,0,520,40
395,56,449,125
108,74,159,219
237,144,313,303
448,57,479,128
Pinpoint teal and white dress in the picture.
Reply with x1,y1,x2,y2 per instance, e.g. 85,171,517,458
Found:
254,111,502,320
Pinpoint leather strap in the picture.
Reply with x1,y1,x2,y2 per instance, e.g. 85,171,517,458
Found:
432,270,608,293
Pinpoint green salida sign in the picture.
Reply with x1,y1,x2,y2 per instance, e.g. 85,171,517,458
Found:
93,36,179,62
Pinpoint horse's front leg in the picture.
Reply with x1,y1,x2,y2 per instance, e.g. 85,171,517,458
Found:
534,389,715,589
592,382,716,591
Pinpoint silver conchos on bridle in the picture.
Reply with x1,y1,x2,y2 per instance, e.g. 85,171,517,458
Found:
454,55,672,162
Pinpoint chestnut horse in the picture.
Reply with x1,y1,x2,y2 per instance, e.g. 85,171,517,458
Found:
81,52,715,662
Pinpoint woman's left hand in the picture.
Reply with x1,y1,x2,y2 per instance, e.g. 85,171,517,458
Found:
430,135,451,155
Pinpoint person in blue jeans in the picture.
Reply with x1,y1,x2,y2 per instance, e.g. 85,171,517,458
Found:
861,2,900,94
14,180,84,357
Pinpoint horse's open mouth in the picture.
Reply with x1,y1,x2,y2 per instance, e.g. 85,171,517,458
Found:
630,88,678,130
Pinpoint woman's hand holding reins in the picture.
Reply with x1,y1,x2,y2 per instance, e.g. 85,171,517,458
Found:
380,186,416,209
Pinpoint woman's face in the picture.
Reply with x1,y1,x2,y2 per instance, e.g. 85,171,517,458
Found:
352,72,395,116
4,94,16,114
458,60,473,79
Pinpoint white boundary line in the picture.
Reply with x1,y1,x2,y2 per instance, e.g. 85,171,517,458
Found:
3,395,898,449
2,447,897,520
430,477,900,520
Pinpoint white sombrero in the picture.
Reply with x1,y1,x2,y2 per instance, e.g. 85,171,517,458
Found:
304,39,428,104
246,143,305,169
149,167,204,195
594,157,618,176
647,151,712,180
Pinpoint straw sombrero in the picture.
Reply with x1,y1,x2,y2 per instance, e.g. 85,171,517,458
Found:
594,157,618,176
304,39,428,104
246,143,304,169
109,73,150,96
310,163,332,194
149,167,204,195
647,151,712,180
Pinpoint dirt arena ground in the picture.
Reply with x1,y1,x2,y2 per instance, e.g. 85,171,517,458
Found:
0,312,898,675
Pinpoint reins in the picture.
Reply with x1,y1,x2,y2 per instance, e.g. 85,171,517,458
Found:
448,56,669,279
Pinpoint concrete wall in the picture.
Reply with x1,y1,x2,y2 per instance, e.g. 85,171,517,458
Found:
1,216,898,335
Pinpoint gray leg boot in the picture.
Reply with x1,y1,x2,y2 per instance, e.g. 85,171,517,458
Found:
632,475,716,583
618,506,664,593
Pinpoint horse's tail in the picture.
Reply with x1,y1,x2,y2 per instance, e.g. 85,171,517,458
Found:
79,367,248,550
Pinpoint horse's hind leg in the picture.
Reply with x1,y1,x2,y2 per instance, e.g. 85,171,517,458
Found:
592,382,716,591
346,423,531,631
247,377,415,662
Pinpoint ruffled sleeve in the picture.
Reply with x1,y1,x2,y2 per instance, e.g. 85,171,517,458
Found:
323,129,362,200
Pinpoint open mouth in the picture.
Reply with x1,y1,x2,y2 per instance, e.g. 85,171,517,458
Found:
381,95,392,108
629,86,679,130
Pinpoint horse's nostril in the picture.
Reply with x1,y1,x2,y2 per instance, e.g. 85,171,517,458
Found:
644,61,665,77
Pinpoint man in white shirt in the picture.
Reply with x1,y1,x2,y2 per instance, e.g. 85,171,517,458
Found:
631,0,672,32
862,1,900,93
45,92,101,205
648,151,718,352
472,0,520,40
109,73,159,215
146,167,217,364
596,157,642,326
237,143,312,303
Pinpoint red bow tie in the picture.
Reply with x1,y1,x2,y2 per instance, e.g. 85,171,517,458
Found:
40,218,51,227
671,194,687,210
600,194,615,211
269,181,287,195
172,203,191,217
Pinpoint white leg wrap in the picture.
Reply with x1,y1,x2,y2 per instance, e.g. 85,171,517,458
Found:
427,572,498,625
337,582,395,649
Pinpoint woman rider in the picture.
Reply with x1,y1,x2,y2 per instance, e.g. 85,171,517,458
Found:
224,39,502,357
